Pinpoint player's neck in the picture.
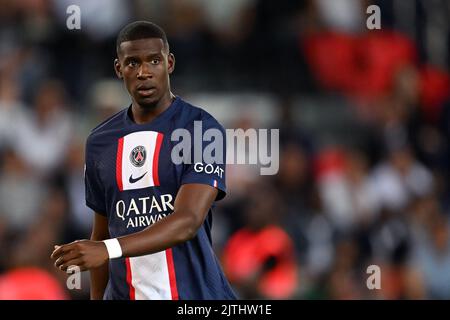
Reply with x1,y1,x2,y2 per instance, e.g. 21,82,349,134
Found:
131,92,175,124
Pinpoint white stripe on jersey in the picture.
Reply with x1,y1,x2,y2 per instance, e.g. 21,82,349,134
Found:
120,131,160,191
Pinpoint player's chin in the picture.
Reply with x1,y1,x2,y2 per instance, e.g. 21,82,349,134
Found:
135,95,159,108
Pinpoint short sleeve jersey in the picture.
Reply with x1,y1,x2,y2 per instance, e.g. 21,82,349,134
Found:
85,96,236,300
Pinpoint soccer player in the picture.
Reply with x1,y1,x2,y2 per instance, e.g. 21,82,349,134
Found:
51,21,236,300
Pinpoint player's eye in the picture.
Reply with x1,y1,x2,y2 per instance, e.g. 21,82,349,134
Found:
151,59,160,65
127,60,138,67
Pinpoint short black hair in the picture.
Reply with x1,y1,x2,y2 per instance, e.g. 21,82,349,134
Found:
116,21,169,54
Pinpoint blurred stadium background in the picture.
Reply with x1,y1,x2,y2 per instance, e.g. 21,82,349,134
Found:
1,0,450,300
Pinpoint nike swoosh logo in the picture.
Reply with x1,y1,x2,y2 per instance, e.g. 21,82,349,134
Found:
129,172,147,184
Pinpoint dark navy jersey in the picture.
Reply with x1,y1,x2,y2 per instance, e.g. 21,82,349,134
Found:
85,96,236,300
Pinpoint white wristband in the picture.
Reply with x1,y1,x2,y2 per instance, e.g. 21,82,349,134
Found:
103,238,123,259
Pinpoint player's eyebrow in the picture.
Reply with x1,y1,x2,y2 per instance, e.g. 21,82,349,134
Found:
145,53,163,59
122,52,163,62
123,52,163,64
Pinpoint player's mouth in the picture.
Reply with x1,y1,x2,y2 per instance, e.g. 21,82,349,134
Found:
136,85,156,97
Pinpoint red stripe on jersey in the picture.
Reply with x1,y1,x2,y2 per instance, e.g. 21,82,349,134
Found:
125,257,135,300
116,137,124,191
152,133,164,186
165,248,179,300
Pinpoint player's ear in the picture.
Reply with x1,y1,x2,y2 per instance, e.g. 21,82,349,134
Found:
114,58,123,79
167,53,175,75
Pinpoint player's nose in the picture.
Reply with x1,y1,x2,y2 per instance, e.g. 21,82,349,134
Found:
137,62,153,79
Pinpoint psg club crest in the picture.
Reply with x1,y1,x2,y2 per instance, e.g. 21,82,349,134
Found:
130,145,146,167
116,131,163,191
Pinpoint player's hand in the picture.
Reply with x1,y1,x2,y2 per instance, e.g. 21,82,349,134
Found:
50,240,109,272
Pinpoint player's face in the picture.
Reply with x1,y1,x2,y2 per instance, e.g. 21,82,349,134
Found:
115,38,175,108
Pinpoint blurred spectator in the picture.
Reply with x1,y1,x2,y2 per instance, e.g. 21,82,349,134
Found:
314,0,365,33
0,73,23,149
11,79,72,176
89,79,130,121
316,147,380,232
0,148,48,233
303,189,334,279
0,267,68,300
370,146,433,212
325,238,363,299
63,140,91,239
197,0,255,43
411,212,450,299
222,184,299,299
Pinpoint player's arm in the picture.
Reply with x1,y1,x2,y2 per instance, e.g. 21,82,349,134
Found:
89,212,110,300
116,183,217,257
51,183,217,271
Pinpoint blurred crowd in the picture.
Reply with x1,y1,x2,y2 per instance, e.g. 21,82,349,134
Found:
1,0,450,300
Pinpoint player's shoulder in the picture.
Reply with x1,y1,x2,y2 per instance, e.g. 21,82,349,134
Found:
86,107,128,145
177,97,225,131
